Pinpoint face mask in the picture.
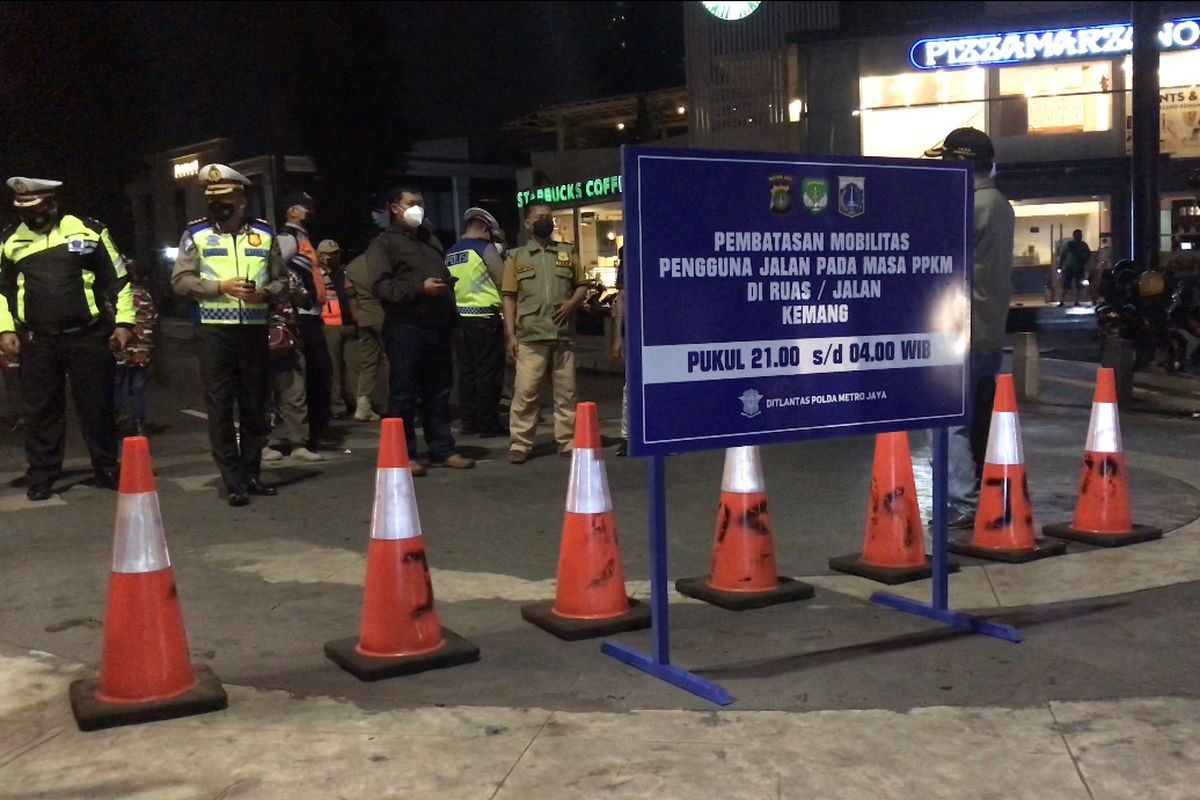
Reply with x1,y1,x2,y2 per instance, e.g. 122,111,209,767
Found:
989,163,998,179
402,205,424,227
209,202,238,223
531,218,555,239
19,207,55,230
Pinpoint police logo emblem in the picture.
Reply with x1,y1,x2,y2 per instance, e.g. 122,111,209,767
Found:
11,179,27,193
206,235,220,246
248,232,262,246
838,176,865,218
769,175,793,215
207,166,222,182
802,178,828,214
739,389,764,419
556,251,571,263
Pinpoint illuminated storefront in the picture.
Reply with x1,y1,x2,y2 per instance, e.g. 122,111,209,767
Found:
516,168,626,288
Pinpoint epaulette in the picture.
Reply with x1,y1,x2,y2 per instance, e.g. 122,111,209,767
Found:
187,216,208,227
248,219,275,234
78,216,107,234
0,223,16,243
186,218,213,236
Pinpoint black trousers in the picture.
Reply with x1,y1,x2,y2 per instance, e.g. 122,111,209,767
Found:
454,314,506,430
383,320,455,462
20,325,117,487
298,314,331,439
196,325,271,492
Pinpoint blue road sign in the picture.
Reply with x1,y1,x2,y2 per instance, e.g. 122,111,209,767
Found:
623,146,974,457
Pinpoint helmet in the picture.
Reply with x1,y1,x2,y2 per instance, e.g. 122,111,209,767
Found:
1138,270,1165,298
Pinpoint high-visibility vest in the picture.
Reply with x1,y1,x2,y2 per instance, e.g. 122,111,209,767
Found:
320,269,342,326
184,218,275,325
445,238,501,315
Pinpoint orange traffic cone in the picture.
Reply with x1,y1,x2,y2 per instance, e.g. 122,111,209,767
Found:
949,374,1067,563
325,418,480,680
677,446,813,609
69,437,227,731
1044,367,1162,546
829,432,960,584
521,402,651,639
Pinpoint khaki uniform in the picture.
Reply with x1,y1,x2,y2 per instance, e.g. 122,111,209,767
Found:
501,240,586,453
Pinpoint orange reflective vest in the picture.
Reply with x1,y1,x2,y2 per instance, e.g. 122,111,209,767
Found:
320,269,342,326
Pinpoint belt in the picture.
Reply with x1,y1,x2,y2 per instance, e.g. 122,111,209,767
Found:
25,318,103,336
457,307,501,317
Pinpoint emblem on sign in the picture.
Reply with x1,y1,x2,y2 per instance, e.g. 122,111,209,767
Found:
802,177,828,214
838,176,865,218
247,232,262,246
768,175,793,215
739,389,764,419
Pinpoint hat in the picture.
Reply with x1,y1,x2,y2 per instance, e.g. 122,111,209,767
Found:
463,206,498,231
316,239,340,254
924,128,995,163
281,191,314,212
200,164,251,197
7,177,62,207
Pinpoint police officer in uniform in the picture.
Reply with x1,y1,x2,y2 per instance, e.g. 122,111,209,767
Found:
0,177,134,500
445,207,507,436
172,165,287,506
501,200,588,464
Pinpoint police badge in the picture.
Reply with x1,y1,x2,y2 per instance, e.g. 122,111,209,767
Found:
207,166,222,182
247,232,262,246
802,178,828,214
739,388,764,418
769,176,793,215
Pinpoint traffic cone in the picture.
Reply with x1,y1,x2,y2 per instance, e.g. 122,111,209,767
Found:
324,419,480,680
676,446,814,609
949,374,1067,563
69,436,227,731
521,402,651,640
829,432,960,584
1044,367,1162,546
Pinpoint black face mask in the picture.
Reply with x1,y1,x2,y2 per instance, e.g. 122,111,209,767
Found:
19,208,55,230
209,202,238,223
531,218,555,240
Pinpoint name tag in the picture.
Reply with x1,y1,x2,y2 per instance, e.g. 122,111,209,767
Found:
202,248,229,257
245,248,268,257
67,239,97,254
515,263,535,275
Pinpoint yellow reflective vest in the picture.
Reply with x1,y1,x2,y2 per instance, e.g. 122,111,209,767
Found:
180,218,276,325
0,214,133,334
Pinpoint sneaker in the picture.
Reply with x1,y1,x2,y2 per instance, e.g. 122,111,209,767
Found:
410,462,428,477
291,446,325,462
508,450,527,465
353,396,379,422
431,453,475,469
262,446,284,462
947,512,975,530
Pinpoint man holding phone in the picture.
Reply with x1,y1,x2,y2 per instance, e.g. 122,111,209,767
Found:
172,164,287,505
364,184,473,472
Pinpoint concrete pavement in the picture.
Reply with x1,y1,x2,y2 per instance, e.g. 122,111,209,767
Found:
2,328,1200,797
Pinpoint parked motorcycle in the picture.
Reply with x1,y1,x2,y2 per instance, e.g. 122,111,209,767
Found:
1094,259,1168,371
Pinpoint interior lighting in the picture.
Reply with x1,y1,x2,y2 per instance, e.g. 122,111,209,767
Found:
788,98,803,122
677,105,686,115
616,122,626,131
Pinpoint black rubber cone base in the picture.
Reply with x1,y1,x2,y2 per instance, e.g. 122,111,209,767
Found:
949,537,1067,563
1043,522,1163,548
674,575,815,611
828,553,961,585
520,598,651,641
324,628,480,681
69,664,228,732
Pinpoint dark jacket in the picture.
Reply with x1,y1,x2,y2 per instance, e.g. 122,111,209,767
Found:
364,223,456,328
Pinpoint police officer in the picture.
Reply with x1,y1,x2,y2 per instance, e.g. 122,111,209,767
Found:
501,201,588,464
0,177,134,500
172,165,287,506
445,207,507,436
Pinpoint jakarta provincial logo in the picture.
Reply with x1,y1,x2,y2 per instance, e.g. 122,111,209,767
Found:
838,176,865,218
802,177,828,214
739,388,764,419
768,175,793,215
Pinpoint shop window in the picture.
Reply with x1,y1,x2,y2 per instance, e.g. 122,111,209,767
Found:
1122,51,1200,158
859,69,986,157
997,61,1112,135
577,203,623,287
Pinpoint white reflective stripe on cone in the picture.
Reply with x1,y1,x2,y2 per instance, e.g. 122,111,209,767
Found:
370,467,422,541
984,411,1024,466
1085,402,1122,454
722,446,765,494
566,448,612,514
111,491,171,573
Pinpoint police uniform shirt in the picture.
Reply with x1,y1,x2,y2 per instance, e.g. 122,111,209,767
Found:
501,240,586,343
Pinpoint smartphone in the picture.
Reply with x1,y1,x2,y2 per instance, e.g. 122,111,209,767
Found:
245,279,256,290
442,276,459,285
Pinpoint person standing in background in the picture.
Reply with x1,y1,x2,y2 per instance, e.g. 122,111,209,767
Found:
113,259,159,437
346,249,384,421
317,239,358,417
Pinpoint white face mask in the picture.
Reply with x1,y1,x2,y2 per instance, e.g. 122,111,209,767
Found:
402,205,425,227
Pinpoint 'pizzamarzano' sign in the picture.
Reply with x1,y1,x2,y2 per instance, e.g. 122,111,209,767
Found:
911,17,1200,70
622,146,973,457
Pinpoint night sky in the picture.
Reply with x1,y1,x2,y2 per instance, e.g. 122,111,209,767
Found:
0,1,684,244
